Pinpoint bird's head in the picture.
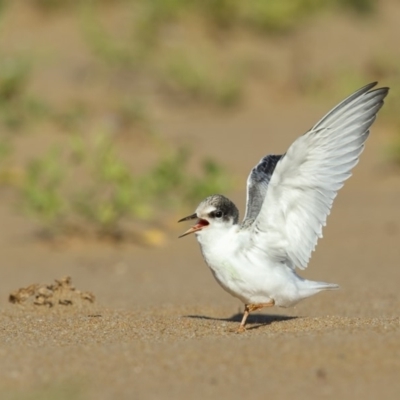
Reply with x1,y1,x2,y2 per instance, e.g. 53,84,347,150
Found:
178,194,239,238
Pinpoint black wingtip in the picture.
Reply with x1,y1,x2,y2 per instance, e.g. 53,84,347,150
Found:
363,82,389,97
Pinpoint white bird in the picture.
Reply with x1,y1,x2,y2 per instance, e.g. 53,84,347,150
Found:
178,82,389,332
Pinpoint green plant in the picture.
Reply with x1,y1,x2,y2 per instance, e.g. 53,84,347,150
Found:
30,0,75,11
80,2,143,67
0,56,51,131
29,0,117,12
0,57,30,130
111,97,155,136
142,147,189,203
73,134,140,235
0,138,11,161
53,101,88,132
240,0,321,33
142,148,232,207
20,147,65,230
337,0,374,14
0,57,30,101
386,132,400,166
186,158,231,202
163,52,242,106
0,138,13,184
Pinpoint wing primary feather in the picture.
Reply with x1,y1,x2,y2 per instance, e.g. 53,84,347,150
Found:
250,83,389,270
311,82,379,129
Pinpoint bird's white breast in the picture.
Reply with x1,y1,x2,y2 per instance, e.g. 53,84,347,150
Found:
194,225,310,306
195,227,273,303
195,226,241,293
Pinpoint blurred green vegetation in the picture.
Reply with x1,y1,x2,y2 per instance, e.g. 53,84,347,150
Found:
32,0,375,29
0,51,231,240
0,0,399,242
0,56,50,131
14,135,230,239
78,0,376,106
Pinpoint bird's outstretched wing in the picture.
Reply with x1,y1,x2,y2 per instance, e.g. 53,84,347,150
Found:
250,82,389,270
242,154,283,227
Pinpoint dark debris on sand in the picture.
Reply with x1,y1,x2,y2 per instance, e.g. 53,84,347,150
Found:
8,276,95,307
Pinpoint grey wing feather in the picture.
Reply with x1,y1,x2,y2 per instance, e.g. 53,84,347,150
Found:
242,154,283,227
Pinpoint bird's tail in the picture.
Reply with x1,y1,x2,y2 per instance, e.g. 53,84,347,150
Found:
308,280,339,292
315,282,340,290
298,280,339,301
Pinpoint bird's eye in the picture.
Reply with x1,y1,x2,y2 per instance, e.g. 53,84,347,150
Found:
215,211,223,218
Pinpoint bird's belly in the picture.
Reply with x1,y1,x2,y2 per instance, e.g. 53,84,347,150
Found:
208,260,252,303
201,249,302,306
202,251,275,304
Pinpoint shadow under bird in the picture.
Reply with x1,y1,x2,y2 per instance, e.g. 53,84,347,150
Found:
178,82,389,332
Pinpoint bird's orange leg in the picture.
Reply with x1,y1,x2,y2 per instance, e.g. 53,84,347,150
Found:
237,299,275,333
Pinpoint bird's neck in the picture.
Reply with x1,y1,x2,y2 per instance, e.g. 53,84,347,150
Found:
195,224,238,254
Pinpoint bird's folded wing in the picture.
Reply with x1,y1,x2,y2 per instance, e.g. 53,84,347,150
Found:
242,154,283,227
251,82,389,270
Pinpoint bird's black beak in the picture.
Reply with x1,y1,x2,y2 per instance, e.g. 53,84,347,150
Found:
178,213,197,223
178,213,209,238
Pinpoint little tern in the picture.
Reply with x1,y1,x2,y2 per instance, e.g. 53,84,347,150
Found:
178,82,389,332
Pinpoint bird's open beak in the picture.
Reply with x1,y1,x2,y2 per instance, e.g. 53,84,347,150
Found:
178,213,209,238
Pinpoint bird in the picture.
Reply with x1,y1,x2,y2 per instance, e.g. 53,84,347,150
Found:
178,82,389,332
